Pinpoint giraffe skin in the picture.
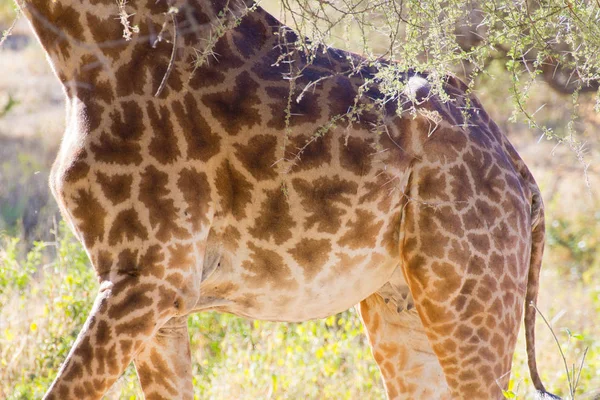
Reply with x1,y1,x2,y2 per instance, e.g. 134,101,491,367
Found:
15,0,557,398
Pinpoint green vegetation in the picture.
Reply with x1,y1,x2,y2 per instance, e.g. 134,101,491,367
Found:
1,216,599,398
0,224,384,399
272,0,600,143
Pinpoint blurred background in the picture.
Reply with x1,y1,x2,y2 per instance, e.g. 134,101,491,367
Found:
0,0,599,398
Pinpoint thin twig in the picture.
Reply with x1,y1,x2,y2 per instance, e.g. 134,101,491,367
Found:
155,11,178,97
574,347,589,392
531,302,574,397
0,10,21,48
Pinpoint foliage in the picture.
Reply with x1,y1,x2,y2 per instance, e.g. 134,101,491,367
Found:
1,216,600,398
272,0,599,143
0,223,384,399
0,224,96,399
0,138,59,242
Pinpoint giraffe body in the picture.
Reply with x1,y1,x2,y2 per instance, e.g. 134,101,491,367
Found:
16,0,556,398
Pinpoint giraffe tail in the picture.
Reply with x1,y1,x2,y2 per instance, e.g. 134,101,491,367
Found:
525,189,561,399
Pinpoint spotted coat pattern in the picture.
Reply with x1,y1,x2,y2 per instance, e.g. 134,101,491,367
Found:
17,0,553,398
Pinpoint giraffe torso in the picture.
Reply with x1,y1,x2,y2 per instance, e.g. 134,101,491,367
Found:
43,4,532,323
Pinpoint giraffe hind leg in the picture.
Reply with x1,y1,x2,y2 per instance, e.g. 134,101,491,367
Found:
357,281,450,400
133,316,194,400
400,195,529,399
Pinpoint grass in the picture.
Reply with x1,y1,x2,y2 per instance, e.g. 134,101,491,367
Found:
0,223,385,400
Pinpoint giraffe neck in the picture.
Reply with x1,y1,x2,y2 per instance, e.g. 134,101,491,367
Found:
19,0,260,97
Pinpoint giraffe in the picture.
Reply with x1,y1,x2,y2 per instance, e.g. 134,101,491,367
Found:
14,0,558,398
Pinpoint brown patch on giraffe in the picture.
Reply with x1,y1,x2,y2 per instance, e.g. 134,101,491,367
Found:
251,46,291,81
177,0,210,45
447,239,470,266
249,187,296,245
288,238,331,281
86,13,124,60
147,101,181,165
234,135,278,181
145,0,170,14
166,272,184,288
108,208,149,245
463,148,504,202
338,209,383,249
242,243,297,289
188,64,226,89
468,233,491,253
287,133,332,172
96,172,133,205
377,117,415,162
90,132,143,166
115,310,155,336
424,128,468,163
233,293,259,310
117,248,140,277
328,76,358,118
71,189,106,247
448,164,474,200
417,211,450,259
136,363,154,388
433,205,464,236
110,101,144,141
417,167,450,202
429,262,462,302
215,160,253,220
108,284,155,320
339,136,373,176
233,14,269,58
205,282,240,298
418,297,456,324
358,173,395,213
63,149,90,183
140,245,166,279
95,250,113,277
382,212,402,255
157,286,179,312
62,358,83,381
114,38,181,97
210,36,245,69
139,165,189,241
221,225,241,251
292,176,358,234
202,71,261,135
265,86,321,129
326,252,367,282
77,54,114,105
177,167,211,231
95,320,111,346
84,100,105,132
168,243,193,270
149,350,179,395
27,1,83,58
172,93,221,161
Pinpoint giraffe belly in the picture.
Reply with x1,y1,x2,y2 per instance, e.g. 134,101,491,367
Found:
197,247,400,322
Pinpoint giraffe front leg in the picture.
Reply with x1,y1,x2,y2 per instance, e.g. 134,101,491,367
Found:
43,274,186,399
133,316,194,400
358,289,450,400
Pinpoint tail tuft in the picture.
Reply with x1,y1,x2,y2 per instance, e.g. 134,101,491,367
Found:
535,390,562,400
